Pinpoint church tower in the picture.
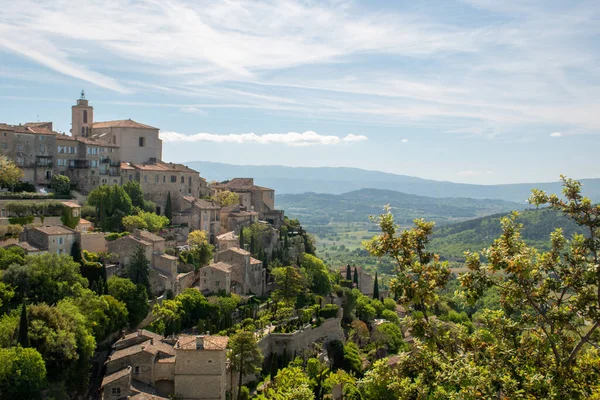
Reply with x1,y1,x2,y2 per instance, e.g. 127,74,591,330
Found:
71,90,94,137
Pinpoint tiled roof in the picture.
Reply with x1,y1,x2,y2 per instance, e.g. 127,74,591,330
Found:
134,230,165,243
220,247,250,256
212,178,272,192
120,162,135,170
114,235,152,247
183,196,220,210
175,335,229,350
131,160,198,173
61,201,81,209
75,136,119,147
92,119,158,130
33,226,75,235
101,366,131,387
250,257,262,265
8,242,41,252
216,231,237,241
107,343,145,361
207,262,233,273
25,126,54,135
0,123,55,135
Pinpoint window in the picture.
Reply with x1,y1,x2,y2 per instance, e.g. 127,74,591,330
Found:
40,136,45,141
163,176,166,183
189,177,192,186
17,144,22,151
144,175,148,182
134,366,140,374
68,160,75,167
216,281,220,287
86,127,89,136
111,387,120,396
58,237,64,245
81,127,85,135
139,137,145,147
170,175,176,183
155,175,159,183
83,110,88,124
39,144,45,152
112,135,116,144
73,209,79,217
90,160,98,168
58,146,66,153
69,146,75,154
129,175,133,182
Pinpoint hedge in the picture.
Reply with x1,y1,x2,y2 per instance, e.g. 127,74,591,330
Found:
105,231,130,241
319,304,339,319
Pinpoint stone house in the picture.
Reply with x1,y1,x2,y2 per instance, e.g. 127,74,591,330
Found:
214,247,264,295
176,196,221,243
219,205,258,234
199,262,232,295
101,331,228,400
210,178,284,227
215,231,238,252
23,225,76,255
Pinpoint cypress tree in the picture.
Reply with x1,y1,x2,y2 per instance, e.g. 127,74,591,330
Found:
270,353,278,378
353,266,359,287
281,347,289,368
284,232,289,249
18,301,29,347
239,228,245,249
250,234,256,255
165,191,173,222
71,241,82,264
346,264,352,281
373,272,379,299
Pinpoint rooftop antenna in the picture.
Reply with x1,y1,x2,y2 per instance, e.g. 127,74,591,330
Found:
80,89,85,99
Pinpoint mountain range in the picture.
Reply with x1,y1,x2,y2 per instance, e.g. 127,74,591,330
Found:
186,161,600,203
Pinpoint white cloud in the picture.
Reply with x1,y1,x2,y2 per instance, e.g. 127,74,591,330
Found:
457,170,493,176
159,131,368,146
401,138,409,143
550,132,563,137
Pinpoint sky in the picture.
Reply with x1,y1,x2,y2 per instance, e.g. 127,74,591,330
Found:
0,0,599,185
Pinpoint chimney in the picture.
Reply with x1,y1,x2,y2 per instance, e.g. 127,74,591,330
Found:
196,336,204,350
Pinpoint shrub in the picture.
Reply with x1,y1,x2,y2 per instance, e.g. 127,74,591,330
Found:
105,232,130,241
8,216,34,225
319,304,339,319
50,175,71,195
0,224,23,240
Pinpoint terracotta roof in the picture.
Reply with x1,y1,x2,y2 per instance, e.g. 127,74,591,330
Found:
134,230,165,243
78,218,92,225
131,160,198,173
120,162,135,170
7,242,41,252
216,231,237,241
92,119,158,130
26,126,54,135
175,335,229,350
75,136,119,147
114,235,152,247
220,247,250,256
101,366,131,387
183,196,220,210
23,122,51,127
115,329,163,346
107,343,146,361
0,123,55,135
33,226,75,235
207,262,233,273
212,178,272,192
158,253,178,261
61,201,81,209
250,257,262,265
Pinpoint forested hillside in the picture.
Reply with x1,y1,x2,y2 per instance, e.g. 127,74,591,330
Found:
277,188,526,227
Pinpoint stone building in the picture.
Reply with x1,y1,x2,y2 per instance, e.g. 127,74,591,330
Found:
177,196,221,243
199,262,232,295
215,231,238,252
22,225,76,255
219,205,258,234
214,247,264,295
210,178,284,227
101,330,228,400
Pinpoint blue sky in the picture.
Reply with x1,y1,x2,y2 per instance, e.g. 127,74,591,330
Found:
1,0,599,184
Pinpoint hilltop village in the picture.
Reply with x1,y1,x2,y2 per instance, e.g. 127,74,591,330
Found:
0,93,385,400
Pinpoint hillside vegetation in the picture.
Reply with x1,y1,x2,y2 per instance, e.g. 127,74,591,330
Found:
277,188,526,228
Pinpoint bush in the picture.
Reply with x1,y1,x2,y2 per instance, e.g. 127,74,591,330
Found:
0,224,23,240
105,232,130,241
319,304,339,319
50,175,71,195
8,216,34,225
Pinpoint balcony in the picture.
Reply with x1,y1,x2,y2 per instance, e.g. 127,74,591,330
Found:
73,160,90,169
109,170,121,176
110,160,121,167
100,157,110,164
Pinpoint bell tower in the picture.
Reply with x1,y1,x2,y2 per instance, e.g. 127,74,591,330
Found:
71,90,94,137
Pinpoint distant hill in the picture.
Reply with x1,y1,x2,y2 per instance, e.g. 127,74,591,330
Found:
429,208,584,261
185,161,600,203
276,188,527,227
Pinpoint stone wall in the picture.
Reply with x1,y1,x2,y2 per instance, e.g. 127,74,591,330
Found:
176,271,197,295
78,231,107,253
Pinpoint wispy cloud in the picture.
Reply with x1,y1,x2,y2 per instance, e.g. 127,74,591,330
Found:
550,132,563,137
401,139,409,143
1,0,600,136
159,131,368,146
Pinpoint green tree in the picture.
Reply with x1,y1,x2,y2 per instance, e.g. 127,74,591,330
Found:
239,227,244,249
121,214,147,231
87,184,134,231
2,253,88,305
0,156,24,190
215,190,239,207
50,174,70,195
0,346,46,399
270,352,279,379
0,246,25,270
373,322,405,354
107,276,149,327
346,264,352,281
271,266,306,306
300,254,332,296
18,300,29,347
72,289,128,340
229,330,263,400
342,342,362,376
373,272,379,300
260,365,314,400
70,240,82,264
124,245,151,295
123,180,145,209
165,191,172,222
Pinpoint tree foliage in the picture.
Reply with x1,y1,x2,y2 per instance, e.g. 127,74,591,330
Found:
229,330,263,400
124,245,151,295
50,174,70,195
87,184,133,231
107,276,149,327
215,190,240,207
272,266,306,306
0,346,46,399
0,156,23,189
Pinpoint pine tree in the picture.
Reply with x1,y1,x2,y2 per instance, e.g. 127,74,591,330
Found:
165,191,173,222
373,272,379,299
353,266,359,287
239,228,245,249
126,245,152,295
18,301,29,347
346,264,352,281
